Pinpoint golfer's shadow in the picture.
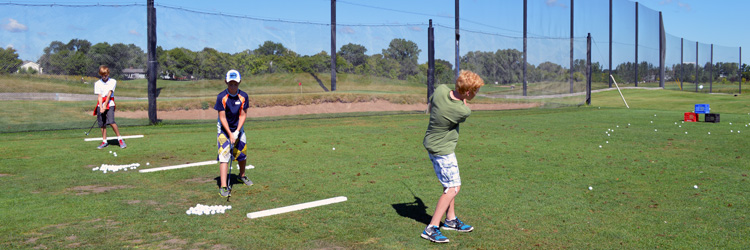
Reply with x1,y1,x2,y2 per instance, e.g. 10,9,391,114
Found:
391,196,431,225
214,174,238,187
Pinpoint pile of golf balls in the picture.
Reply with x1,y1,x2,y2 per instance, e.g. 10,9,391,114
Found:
186,204,231,215
92,163,140,173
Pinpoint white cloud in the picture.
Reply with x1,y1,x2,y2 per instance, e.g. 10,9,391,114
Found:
339,26,355,34
409,26,422,32
678,2,691,11
545,0,567,8
128,30,141,36
3,18,28,32
659,0,673,5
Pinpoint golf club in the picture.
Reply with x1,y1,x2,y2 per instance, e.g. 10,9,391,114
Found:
226,139,235,194
85,119,97,135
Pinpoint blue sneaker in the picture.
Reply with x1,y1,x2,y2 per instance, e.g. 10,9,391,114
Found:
442,217,474,232
421,225,449,243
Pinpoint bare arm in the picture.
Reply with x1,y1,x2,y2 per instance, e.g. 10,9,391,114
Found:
236,108,247,135
218,110,235,145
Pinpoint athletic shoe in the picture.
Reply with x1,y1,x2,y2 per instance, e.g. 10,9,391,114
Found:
219,187,231,197
119,139,127,149
442,218,474,232
97,141,109,149
239,176,254,186
421,225,449,243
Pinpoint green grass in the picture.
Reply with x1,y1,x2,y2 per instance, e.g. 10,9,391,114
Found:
1,102,749,248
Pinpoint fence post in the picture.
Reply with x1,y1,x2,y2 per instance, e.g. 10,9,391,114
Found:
147,0,157,125
330,0,336,91
659,11,665,88
427,20,435,103
454,0,460,81
695,41,699,92
634,1,638,86
608,0,613,88
570,0,574,93
523,0,527,96
680,38,683,91
740,47,742,94
587,33,592,105
710,44,713,93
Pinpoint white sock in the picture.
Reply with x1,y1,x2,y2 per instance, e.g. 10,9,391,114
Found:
118,136,123,140
102,139,107,143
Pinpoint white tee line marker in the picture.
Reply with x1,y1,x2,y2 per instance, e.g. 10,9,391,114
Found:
85,135,144,141
247,196,348,219
139,160,254,173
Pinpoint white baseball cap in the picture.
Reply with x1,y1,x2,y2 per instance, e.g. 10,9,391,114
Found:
225,69,241,83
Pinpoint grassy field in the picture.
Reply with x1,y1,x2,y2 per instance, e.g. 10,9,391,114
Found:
2,89,749,248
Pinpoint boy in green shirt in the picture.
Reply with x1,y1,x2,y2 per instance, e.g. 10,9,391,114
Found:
421,70,484,243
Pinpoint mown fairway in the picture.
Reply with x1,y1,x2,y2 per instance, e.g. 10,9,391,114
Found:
2,94,749,248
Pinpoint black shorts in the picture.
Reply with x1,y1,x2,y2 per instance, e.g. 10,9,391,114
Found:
97,107,116,128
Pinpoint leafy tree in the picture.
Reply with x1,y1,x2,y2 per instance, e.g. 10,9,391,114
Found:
254,41,288,57
0,47,23,74
460,49,524,84
382,38,421,80
434,59,454,85
338,43,367,69
196,47,231,79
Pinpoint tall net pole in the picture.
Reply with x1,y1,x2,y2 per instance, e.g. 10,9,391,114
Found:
523,0,527,96
454,0,460,81
427,20,435,103
608,0,613,88
330,0,337,91
587,33,592,105
634,2,638,87
569,0,574,94
147,0,157,124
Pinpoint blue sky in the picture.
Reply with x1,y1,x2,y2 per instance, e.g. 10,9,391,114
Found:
1,0,747,67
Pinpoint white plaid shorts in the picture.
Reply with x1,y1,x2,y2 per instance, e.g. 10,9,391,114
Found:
429,153,461,190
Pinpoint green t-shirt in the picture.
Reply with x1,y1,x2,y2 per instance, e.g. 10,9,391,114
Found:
423,84,471,155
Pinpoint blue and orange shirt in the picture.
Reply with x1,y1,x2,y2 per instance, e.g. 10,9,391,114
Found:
214,89,249,135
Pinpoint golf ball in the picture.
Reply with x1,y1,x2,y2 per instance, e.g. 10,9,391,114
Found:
333,147,336,150
606,141,609,144
708,132,711,134
589,186,593,190
685,132,688,134
598,145,602,148
146,162,150,165
694,185,698,189
655,129,658,132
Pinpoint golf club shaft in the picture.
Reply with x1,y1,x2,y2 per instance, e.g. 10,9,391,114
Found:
86,119,97,135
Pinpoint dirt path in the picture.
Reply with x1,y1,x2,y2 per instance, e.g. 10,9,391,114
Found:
117,100,539,120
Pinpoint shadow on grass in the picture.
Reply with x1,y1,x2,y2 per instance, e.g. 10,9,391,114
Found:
214,174,238,188
391,196,431,225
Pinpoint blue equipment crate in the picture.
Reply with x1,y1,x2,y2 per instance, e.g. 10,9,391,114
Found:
694,104,710,114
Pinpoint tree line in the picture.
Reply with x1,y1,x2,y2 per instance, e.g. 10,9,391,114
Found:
2,38,749,86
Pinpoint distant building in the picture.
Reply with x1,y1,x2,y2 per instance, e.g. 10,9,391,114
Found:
123,68,146,79
18,61,43,74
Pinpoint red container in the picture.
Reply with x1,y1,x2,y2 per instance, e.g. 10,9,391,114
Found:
684,112,698,122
